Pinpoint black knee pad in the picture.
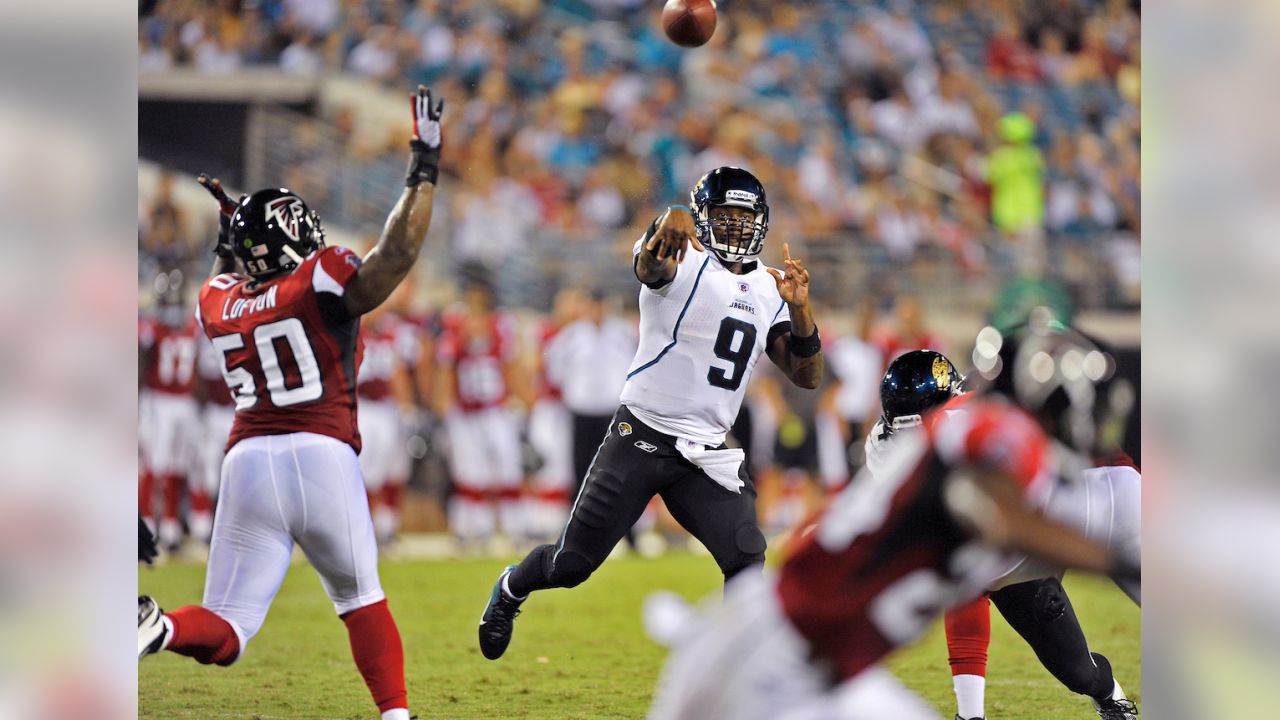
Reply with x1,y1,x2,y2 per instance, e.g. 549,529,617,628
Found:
574,472,625,529
1032,578,1067,622
549,549,595,588
719,523,767,580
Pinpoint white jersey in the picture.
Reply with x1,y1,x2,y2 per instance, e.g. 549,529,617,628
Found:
620,239,791,446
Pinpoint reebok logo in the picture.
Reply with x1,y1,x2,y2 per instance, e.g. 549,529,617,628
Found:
634,441,657,453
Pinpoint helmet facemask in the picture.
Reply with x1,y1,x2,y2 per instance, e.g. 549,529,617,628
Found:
693,194,768,263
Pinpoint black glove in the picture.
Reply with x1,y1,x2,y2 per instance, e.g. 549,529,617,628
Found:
197,174,242,259
139,516,159,565
405,85,444,187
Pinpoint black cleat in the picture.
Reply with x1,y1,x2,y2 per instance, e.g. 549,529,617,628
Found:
138,595,168,660
478,564,523,660
955,716,984,720
1095,698,1139,720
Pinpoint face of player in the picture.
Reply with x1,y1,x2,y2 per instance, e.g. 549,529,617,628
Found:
709,205,756,257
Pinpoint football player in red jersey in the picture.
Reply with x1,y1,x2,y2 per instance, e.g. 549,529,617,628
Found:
192,330,237,543
358,302,415,545
138,86,444,720
868,345,1140,720
648,321,1140,720
138,269,202,551
434,271,526,548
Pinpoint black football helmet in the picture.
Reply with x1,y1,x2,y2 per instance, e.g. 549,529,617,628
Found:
690,166,769,263
228,188,325,278
880,350,965,432
971,307,1133,454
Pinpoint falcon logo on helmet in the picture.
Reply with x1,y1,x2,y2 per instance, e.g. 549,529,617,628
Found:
265,196,305,243
229,188,326,278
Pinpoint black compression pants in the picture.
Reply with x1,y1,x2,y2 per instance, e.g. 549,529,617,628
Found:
508,406,766,597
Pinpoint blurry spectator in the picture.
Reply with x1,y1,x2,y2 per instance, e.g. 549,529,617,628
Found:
985,15,1041,82
280,33,323,75
193,26,242,75
140,173,192,268
139,30,173,73
576,166,627,231
348,25,398,83
451,164,540,268
869,186,926,261
917,70,980,141
1037,29,1072,86
870,80,927,151
284,0,339,37
986,112,1046,271
871,1,932,69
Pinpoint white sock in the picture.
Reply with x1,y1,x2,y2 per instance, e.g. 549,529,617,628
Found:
381,709,410,720
1111,679,1127,701
501,572,525,601
953,674,985,718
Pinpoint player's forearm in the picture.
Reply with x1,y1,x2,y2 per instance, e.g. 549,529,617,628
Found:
786,302,823,389
209,252,236,278
345,183,435,316
634,246,669,284
1003,510,1117,577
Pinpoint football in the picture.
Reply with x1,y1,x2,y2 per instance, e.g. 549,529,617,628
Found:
662,0,717,48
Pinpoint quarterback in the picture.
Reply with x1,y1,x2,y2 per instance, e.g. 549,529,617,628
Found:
477,166,824,661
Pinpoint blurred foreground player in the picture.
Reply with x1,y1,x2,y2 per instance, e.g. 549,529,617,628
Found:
478,166,824,660
647,324,1139,720
138,86,444,720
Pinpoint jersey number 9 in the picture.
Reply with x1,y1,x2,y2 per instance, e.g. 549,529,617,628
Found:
707,317,756,391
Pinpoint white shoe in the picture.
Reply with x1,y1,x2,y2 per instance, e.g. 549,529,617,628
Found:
138,596,168,660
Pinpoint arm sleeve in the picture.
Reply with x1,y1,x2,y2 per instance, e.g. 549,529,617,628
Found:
930,403,1052,501
311,246,362,297
767,320,792,349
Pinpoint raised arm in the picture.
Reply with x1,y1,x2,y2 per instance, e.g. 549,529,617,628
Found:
196,174,242,278
766,243,824,389
343,86,444,317
634,206,703,288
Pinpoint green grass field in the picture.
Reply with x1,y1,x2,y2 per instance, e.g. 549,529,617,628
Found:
139,551,1139,719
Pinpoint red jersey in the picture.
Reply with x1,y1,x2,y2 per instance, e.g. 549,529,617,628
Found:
197,246,366,452
777,398,1052,681
358,318,401,402
437,310,515,412
140,315,199,396
195,334,235,406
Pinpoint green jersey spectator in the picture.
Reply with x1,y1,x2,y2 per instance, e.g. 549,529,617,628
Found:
987,112,1045,234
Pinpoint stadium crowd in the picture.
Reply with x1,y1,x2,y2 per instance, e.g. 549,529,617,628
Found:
140,0,1140,305
138,0,1140,548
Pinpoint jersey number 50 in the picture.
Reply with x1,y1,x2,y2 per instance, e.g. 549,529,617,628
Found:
707,317,756,391
212,318,323,410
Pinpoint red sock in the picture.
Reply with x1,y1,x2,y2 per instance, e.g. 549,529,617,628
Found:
944,595,991,677
167,605,240,666
139,470,155,521
162,474,184,524
341,599,407,714
382,482,403,511
190,485,212,516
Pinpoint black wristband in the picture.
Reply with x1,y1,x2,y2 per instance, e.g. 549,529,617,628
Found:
405,138,440,187
788,328,822,358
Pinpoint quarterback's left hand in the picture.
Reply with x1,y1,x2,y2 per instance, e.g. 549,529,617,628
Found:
767,243,810,307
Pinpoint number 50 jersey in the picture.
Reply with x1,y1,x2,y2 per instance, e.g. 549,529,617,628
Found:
620,239,791,447
197,246,366,453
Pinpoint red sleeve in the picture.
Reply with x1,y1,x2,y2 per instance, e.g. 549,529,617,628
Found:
311,246,362,296
929,401,1050,496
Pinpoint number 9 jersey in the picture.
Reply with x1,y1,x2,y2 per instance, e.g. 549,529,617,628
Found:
197,246,366,453
620,237,791,447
